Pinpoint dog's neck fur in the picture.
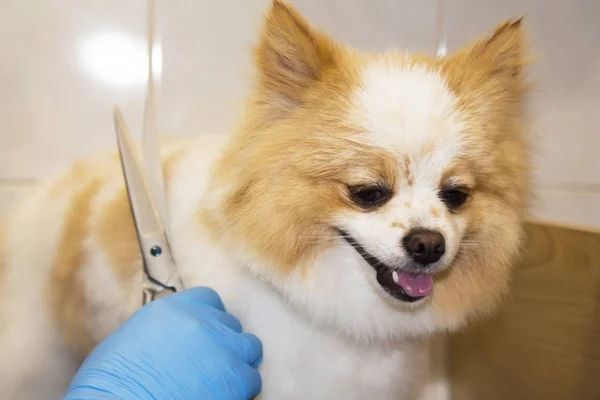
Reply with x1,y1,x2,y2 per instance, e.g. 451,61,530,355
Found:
158,136,439,399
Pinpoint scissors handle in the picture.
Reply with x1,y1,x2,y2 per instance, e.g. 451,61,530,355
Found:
142,284,158,304
141,270,180,304
138,232,185,305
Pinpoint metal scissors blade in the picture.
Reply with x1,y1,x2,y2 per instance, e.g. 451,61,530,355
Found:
142,0,168,230
113,106,184,303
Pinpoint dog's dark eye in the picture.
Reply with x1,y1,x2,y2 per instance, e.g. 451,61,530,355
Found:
349,186,391,209
439,188,469,210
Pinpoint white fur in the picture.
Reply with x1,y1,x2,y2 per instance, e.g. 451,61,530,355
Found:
353,61,464,157
0,65,462,398
340,61,470,279
0,178,84,398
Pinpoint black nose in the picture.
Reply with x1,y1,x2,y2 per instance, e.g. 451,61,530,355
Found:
402,229,445,265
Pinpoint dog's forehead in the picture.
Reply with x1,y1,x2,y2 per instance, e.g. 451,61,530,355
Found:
349,60,466,173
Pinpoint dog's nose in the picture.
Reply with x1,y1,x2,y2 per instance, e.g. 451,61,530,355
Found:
402,229,445,265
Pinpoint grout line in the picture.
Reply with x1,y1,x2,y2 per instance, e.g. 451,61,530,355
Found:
0,179,39,186
537,185,600,195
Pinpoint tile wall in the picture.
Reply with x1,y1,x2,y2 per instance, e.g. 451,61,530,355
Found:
1,0,598,227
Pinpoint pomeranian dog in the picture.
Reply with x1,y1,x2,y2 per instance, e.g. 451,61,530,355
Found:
0,1,531,398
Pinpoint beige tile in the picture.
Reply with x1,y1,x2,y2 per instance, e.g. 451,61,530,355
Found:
157,0,271,139
0,183,33,220
530,189,600,228
0,0,150,181
287,0,438,52
442,0,600,187
0,0,439,181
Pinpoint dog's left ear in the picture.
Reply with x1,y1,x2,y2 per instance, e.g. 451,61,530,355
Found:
253,0,338,114
443,18,530,93
471,18,526,79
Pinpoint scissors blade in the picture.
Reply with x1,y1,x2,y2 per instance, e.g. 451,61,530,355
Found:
114,106,164,238
142,0,168,230
113,106,184,293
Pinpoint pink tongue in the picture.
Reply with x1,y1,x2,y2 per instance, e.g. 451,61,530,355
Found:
397,272,433,297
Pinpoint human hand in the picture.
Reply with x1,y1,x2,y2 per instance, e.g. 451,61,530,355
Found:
63,287,262,400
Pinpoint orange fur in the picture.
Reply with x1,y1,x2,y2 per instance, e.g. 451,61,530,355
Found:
95,188,140,281
441,159,475,188
48,179,102,357
404,157,414,186
49,160,91,199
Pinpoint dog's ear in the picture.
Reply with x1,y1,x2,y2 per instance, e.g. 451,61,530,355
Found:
443,18,530,93
470,18,526,79
253,0,338,113
440,17,534,123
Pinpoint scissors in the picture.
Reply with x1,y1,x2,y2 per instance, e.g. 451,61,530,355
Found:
113,0,184,305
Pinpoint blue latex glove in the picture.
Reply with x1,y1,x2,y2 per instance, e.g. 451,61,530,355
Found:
63,287,263,400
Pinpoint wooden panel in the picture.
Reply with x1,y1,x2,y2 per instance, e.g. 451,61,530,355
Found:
448,220,600,400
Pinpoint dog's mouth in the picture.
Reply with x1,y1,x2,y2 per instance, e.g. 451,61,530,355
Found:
337,230,433,303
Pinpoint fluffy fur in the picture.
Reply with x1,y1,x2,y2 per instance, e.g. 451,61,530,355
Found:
0,1,532,398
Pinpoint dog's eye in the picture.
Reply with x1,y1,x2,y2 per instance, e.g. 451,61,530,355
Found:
439,188,469,210
349,186,391,209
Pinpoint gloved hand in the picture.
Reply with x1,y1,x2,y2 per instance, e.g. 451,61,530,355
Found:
63,287,263,400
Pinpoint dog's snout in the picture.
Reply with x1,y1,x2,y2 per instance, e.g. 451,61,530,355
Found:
402,229,445,265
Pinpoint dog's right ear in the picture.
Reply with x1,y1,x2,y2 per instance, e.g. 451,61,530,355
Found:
253,0,338,114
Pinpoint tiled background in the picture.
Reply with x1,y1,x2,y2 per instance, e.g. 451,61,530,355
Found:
1,0,599,227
